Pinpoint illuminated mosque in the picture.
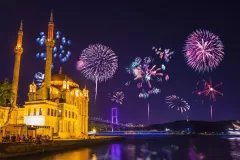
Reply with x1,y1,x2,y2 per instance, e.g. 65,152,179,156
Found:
0,11,89,138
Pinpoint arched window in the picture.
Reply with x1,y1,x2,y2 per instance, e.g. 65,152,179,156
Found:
33,108,36,116
39,108,42,115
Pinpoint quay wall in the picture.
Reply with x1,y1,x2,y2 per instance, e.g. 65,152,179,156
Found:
0,136,123,158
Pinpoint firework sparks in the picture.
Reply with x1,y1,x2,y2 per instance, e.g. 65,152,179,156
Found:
183,29,224,73
197,79,223,101
35,30,72,87
126,47,173,122
109,89,125,104
196,79,223,120
77,44,118,101
166,95,190,113
125,50,171,100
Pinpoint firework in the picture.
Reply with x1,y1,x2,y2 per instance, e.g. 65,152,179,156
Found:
125,57,166,97
196,79,223,120
36,31,71,65
197,79,223,101
34,72,44,87
183,29,224,73
77,44,118,100
166,95,190,113
126,47,173,121
126,47,173,99
109,89,125,104
34,31,71,87
152,46,174,62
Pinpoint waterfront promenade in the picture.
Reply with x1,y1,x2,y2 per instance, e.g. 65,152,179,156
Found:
0,136,123,158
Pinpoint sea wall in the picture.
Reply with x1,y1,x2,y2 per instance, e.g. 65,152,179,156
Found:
0,136,123,158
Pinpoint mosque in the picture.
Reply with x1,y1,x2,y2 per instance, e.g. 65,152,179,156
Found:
0,11,89,139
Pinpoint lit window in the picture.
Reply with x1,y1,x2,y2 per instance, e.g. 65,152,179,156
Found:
63,80,69,89
75,90,79,97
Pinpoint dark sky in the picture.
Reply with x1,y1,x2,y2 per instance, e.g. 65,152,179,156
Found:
0,1,239,124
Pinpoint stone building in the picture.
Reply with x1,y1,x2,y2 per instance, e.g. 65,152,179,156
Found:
0,11,89,139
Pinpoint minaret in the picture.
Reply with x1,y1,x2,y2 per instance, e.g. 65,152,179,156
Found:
44,11,55,99
11,21,23,107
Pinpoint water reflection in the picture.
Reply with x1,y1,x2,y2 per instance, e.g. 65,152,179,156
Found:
42,149,90,160
229,137,240,160
188,139,205,160
162,145,179,160
9,137,234,160
89,143,180,160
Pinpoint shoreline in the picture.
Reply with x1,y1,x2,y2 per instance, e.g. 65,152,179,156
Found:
0,136,124,159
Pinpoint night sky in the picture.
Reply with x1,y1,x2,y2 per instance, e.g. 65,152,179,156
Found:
0,1,239,124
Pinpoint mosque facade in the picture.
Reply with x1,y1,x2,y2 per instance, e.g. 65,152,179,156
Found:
0,11,89,139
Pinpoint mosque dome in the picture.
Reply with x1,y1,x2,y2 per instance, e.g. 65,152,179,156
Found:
50,67,79,88
51,73,73,82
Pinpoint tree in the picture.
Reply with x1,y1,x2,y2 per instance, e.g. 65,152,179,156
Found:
0,78,16,128
0,78,12,106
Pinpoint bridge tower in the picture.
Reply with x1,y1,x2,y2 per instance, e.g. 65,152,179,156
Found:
111,108,118,124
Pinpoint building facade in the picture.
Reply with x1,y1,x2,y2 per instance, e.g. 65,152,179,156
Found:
0,11,89,139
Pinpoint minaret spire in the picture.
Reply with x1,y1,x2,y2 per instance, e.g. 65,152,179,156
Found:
50,10,53,22
12,21,24,107
20,20,23,31
44,11,55,99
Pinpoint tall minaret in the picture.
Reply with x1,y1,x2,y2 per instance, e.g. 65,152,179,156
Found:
44,11,55,99
11,21,23,107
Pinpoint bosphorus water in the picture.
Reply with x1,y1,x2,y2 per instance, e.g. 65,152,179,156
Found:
8,136,240,160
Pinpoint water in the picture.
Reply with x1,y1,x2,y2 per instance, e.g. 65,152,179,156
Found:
9,136,240,160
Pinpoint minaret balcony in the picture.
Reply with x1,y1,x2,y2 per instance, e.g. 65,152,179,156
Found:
14,47,23,54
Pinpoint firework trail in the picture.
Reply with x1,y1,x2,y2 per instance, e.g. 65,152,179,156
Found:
77,44,118,101
196,79,223,120
166,95,190,113
183,29,224,73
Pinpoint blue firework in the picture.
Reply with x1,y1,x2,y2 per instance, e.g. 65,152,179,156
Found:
35,31,71,87
35,30,72,67
34,72,44,87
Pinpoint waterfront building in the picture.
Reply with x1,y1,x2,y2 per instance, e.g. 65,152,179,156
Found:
0,11,89,139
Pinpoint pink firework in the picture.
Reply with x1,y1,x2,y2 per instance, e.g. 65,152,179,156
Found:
183,29,224,73
197,79,223,101
197,79,223,120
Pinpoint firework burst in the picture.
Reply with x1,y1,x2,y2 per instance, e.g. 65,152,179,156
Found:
183,29,224,73
166,95,190,113
125,47,174,122
195,79,223,120
109,89,125,105
77,44,118,101
197,79,223,101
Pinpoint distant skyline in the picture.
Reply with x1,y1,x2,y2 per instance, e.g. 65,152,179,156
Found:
1,1,239,124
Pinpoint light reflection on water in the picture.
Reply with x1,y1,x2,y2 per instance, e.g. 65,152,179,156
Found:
9,137,237,160
229,137,240,160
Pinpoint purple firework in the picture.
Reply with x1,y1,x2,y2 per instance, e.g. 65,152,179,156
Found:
183,29,224,73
